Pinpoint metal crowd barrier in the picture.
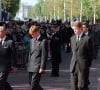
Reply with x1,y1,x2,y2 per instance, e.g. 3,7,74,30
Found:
15,42,29,68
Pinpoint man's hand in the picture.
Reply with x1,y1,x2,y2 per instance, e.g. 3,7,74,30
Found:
11,67,17,73
39,68,45,74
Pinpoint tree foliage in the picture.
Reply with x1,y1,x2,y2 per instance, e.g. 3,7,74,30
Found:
1,0,20,16
29,0,100,21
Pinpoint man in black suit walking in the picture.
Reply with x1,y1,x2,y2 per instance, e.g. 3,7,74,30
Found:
0,24,17,90
27,25,48,90
70,21,93,90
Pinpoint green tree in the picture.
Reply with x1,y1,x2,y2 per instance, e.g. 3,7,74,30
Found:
29,0,100,22
1,0,20,16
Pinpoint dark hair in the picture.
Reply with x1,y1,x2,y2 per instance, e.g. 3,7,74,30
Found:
82,22,89,28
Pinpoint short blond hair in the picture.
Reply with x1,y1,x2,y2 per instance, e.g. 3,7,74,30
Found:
29,25,39,35
72,21,82,28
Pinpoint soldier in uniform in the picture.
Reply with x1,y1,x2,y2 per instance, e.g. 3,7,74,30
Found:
50,24,62,77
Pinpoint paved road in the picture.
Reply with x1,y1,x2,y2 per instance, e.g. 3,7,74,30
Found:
8,49,100,90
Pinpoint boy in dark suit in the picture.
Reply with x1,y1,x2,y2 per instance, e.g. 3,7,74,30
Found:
27,25,48,90
70,21,93,90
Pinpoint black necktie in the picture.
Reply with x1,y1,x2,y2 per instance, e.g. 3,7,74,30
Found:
77,36,80,41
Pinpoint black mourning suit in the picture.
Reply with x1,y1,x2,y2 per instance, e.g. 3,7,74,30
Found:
27,35,48,90
70,34,93,90
0,36,16,90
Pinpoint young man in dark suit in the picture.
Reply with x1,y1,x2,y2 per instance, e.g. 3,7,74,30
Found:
0,24,17,90
27,25,48,90
70,21,93,90
82,22,98,59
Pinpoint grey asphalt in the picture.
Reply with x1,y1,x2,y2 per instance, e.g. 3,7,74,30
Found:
8,48,100,90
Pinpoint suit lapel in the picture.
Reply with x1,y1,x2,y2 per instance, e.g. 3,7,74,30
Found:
30,36,42,55
30,39,36,54
35,35,42,47
2,36,9,47
76,34,85,51
72,36,77,52
31,39,36,49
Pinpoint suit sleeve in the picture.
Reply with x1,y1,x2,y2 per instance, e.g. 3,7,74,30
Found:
87,37,94,67
40,39,48,70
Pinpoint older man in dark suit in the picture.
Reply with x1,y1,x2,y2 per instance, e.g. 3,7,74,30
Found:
27,25,48,90
70,21,93,90
0,24,17,90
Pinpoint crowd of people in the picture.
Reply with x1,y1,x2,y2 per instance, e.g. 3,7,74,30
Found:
0,19,100,90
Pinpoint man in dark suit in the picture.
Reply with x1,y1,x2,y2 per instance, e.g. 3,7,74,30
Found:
70,21,93,90
0,24,17,90
82,22,98,59
27,25,48,90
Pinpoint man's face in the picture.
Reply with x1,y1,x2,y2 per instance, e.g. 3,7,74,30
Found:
82,25,88,33
73,26,82,35
0,27,6,38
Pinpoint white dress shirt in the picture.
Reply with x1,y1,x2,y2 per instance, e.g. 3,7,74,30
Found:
85,32,89,36
0,36,6,45
76,33,83,41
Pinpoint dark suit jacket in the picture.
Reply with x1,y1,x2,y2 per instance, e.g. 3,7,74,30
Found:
27,35,48,72
0,36,16,71
87,30,95,46
70,34,93,73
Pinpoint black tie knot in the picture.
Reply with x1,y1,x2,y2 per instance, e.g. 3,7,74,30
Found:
77,36,80,41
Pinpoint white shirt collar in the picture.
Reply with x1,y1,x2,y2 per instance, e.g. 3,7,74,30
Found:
76,33,83,41
36,35,41,40
0,36,6,45
0,36,6,42
85,32,89,35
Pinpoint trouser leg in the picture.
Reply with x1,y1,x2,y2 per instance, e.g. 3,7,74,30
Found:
78,69,90,90
51,61,59,76
71,73,78,90
29,72,43,90
0,71,13,90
